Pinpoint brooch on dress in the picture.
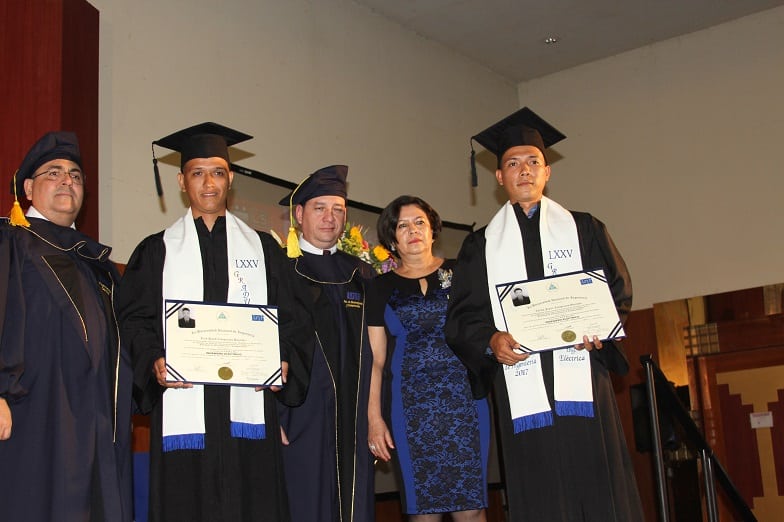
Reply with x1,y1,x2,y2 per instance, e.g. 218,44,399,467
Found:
437,268,453,289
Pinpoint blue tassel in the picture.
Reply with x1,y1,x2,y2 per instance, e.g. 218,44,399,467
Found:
162,433,205,452
555,400,595,418
512,411,554,433
230,422,266,440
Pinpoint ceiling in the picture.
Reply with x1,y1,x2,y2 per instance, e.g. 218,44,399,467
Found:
352,0,784,82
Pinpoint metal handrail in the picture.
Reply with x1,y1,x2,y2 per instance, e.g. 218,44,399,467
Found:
640,355,757,522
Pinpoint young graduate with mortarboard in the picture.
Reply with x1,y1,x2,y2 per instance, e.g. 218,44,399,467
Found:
116,123,313,522
445,108,643,521
276,165,376,522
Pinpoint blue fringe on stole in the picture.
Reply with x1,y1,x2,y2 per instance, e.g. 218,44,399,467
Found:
162,433,205,452
230,421,266,440
555,400,594,418
512,411,554,433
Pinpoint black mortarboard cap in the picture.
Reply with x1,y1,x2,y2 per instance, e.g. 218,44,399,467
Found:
11,131,82,197
469,107,565,186
277,165,348,206
151,122,252,196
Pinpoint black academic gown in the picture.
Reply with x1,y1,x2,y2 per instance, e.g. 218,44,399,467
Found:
0,217,133,522
445,205,644,522
116,217,313,522
278,250,376,522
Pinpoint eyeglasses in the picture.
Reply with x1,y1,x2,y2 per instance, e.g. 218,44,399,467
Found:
31,166,85,185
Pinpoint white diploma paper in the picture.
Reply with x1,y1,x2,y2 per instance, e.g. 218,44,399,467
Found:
496,269,625,353
164,300,282,386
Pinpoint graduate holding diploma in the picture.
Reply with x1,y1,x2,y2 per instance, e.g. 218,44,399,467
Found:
445,107,643,521
117,123,313,522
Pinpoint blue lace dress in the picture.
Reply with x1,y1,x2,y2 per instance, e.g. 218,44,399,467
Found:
367,260,490,514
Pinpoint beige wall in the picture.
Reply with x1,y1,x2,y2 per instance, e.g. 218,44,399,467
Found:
516,7,784,309
93,0,516,262
94,1,784,310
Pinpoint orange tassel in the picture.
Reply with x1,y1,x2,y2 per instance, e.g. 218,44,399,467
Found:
284,175,311,258
9,200,31,227
8,170,30,227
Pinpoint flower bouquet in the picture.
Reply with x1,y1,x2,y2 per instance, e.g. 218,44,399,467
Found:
337,223,397,274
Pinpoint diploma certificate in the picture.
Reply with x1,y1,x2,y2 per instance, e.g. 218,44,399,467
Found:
164,300,282,386
496,269,625,353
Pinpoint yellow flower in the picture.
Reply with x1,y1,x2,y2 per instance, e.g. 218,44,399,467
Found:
372,245,390,261
349,225,363,242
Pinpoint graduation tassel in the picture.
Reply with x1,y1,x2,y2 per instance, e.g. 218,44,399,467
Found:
286,224,301,258
9,200,30,227
470,141,478,187
8,170,30,227
285,176,309,258
152,143,164,197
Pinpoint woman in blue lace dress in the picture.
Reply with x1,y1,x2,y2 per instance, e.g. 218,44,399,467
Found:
367,196,490,521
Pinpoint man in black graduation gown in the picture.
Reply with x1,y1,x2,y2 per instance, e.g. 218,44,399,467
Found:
0,132,133,521
116,124,313,522
277,165,376,522
445,108,643,521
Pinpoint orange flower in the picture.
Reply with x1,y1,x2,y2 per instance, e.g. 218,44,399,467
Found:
372,245,390,261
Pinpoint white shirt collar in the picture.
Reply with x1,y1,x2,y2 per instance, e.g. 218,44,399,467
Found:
26,205,77,229
298,235,337,255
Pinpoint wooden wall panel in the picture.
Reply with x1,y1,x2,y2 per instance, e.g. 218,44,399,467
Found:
705,287,765,322
1,0,63,211
717,383,763,505
0,0,99,238
645,287,784,519
770,389,784,497
716,314,784,353
698,347,784,520
62,0,99,235
616,308,658,522
652,299,703,386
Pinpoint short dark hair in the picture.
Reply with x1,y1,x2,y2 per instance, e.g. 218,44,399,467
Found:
377,195,442,256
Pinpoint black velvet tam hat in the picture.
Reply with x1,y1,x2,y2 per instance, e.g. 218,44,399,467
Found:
470,107,565,185
151,122,252,196
277,165,348,206
11,131,82,197
278,165,349,258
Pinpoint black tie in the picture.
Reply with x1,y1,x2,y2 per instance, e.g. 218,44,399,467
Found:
323,250,331,256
